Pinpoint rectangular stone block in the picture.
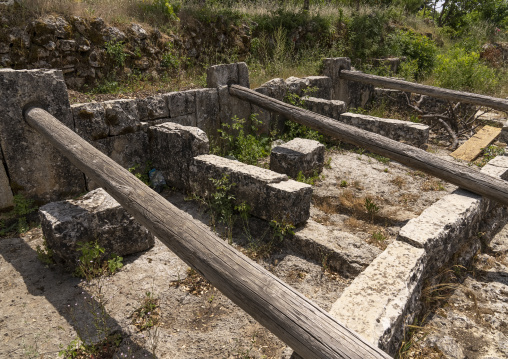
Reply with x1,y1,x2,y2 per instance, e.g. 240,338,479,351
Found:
137,95,169,121
195,88,220,135
304,97,346,120
0,69,86,202
189,154,311,224
148,123,209,190
206,62,250,88
103,99,140,136
304,76,332,99
166,90,196,118
292,220,381,278
270,138,325,178
329,241,426,355
218,85,252,135
39,188,155,269
71,102,108,141
339,112,429,148
255,78,288,133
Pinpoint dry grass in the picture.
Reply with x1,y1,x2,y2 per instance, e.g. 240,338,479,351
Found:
421,179,445,191
391,175,407,189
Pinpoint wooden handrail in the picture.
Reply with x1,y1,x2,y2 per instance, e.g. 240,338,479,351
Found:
339,70,508,112
24,106,392,359
229,84,508,206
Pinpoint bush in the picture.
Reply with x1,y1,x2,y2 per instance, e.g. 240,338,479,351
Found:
388,29,437,79
434,47,500,94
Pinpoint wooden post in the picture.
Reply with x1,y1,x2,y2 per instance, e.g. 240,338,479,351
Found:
339,70,508,112
228,84,508,207
24,106,392,359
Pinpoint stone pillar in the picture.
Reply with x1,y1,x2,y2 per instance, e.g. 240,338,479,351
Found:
0,69,86,203
322,57,373,109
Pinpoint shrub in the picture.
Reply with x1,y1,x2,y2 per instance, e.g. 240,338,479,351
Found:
434,47,500,94
387,29,437,79
105,40,127,67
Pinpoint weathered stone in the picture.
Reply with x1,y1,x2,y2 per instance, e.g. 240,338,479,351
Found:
255,78,288,133
218,85,252,132
329,241,427,355
71,102,108,141
148,123,209,190
189,154,311,224
0,69,86,202
129,23,148,40
137,95,169,121
88,132,149,190
285,76,310,97
206,62,250,88
303,97,346,120
58,39,76,52
270,138,325,178
339,112,429,148
0,150,14,211
291,220,381,278
305,76,332,99
195,88,220,135
39,188,155,269
165,90,196,118
103,99,140,136
257,78,288,101
167,114,197,127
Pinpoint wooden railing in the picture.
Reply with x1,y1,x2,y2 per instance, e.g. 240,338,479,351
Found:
339,70,508,112
23,106,392,359
229,85,508,207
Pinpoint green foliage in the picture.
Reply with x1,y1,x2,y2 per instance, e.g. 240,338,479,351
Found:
282,89,325,143
105,40,127,67
74,241,123,279
132,291,160,330
58,333,122,359
474,145,505,167
434,47,500,94
387,29,437,79
36,238,55,266
269,220,295,243
140,0,181,21
295,170,322,185
128,162,152,186
161,41,183,70
0,194,37,236
213,114,271,166
364,197,380,220
339,180,348,187
371,230,387,242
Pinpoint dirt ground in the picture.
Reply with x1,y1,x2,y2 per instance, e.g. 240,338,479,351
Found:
1,145,506,359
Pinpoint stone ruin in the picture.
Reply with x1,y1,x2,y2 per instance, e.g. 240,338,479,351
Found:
2,58,507,357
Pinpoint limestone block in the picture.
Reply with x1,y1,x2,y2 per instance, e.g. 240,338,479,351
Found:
255,78,288,133
103,99,140,136
195,88,220,135
285,76,310,97
148,123,209,190
305,76,332,99
166,90,196,118
0,69,85,202
329,241,427,355
39,188,155,269
168,114,197,127
291,220,381,278
303,97,346,120
206,62,250,88
270,138,325,178
0,150,14,211
71,102,108,141
321,57,351,101
88,132,149,190
257,78,288,101
137,95,169,121
218,85,252,132
189,154,311,224
339,112,429,148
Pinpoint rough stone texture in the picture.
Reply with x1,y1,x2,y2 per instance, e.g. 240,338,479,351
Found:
321,57,374,108
329,240,427,355
0,69,85,202
166,90,196,119
195,88,220,136
291,220,381,278
206,62,250,88
254,78,288,134
305,76,332,100
189,154,312,224
285,76,310,97
270,138,325,178
88,132,149,190
218,85,252,132
0,149,14,210
339,112,430,148
39,188,155,269
103,99,140,136
137,95,169,121
71,102,108,142
303,97,346,120
148,123,209,190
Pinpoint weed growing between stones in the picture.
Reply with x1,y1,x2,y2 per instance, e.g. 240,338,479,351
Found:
105,40,127,68
474,144,505,167
170,267,213,296
128,162,152,186
132,291,161,331
0,193,38,237
295,170,323,185
74,241,124,280
35,237,55,266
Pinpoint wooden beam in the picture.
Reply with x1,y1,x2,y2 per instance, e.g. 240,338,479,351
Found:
339,70,508,112
229,84,508,206
24,106,392,359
